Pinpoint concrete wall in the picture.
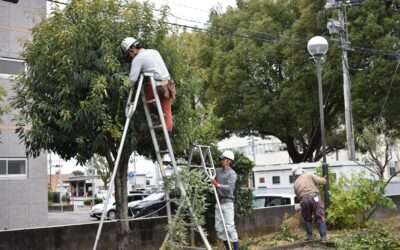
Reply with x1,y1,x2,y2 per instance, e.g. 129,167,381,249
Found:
0,0,48,230
0,195,399,249
0,217,169,250
0,205,296,249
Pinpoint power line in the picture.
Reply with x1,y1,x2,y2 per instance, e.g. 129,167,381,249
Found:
44,1,399,60
46,0,67,5
379,58,400,120
167,12,209,26
164,0,210,14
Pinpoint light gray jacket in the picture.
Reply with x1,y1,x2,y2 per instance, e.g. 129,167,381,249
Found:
129,49,170,84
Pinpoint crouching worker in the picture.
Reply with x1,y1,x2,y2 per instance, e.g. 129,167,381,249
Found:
212,150,239,250
292,165,328,243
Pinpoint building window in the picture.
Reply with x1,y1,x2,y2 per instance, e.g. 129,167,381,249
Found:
0,158,27,177
272,176,280,184
259,177,265,184
289,175,294,183
389,167,396,176
0,57,26,78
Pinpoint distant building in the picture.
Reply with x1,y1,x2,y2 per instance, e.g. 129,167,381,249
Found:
0,0,47,230
218,135,290,165
218,135,400,194
253,161,366,194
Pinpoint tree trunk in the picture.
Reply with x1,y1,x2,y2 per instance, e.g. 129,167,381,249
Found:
115,155,130,250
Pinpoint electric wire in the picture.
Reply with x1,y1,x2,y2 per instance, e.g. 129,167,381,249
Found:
45,0,398,59
378,58,400,120
46,0,67,5
164,0,210,14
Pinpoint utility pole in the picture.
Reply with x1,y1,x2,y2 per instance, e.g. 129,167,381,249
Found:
326,0,356,160
49,153,52,190
338,5,356,161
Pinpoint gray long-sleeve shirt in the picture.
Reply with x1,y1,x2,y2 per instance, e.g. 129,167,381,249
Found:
129,49,170,84
215,167,237,203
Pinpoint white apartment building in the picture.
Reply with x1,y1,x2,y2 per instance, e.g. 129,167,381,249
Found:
0,0,48,230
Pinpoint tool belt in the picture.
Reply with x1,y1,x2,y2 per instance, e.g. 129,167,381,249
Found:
155,79,176,99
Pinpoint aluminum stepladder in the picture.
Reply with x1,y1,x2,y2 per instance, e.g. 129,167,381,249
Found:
140,73,212,250
94,73,212,250
187,145,232,250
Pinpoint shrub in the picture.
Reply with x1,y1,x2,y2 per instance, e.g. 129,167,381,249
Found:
83,198,103,206
332,224,400,249
327,171,395,228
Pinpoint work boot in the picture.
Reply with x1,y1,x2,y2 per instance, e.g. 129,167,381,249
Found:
223,241,230,250
318,222,328,242
304,221,313,240
232,241,239,250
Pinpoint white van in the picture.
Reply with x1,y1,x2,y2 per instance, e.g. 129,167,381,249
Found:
253,194,300,210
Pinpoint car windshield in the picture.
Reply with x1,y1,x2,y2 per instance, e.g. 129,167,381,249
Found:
141,192,164,202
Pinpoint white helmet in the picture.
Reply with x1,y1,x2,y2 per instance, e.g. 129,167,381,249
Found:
291,165,303,176
121,37,138,53
219,150,235,161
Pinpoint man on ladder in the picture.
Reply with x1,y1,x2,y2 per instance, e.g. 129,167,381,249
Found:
121,37,175,136
213,150,240,250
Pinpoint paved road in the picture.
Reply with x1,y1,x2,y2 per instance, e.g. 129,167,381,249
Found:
47,207,99,227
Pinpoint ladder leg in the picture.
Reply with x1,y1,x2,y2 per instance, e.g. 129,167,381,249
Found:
141,84,173,224
93,75,146,250
189,145,232,250
142,74,212,250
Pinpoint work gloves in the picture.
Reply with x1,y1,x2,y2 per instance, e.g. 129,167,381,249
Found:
212,179,219,188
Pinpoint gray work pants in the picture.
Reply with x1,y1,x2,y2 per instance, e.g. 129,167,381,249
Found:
215,202,238,242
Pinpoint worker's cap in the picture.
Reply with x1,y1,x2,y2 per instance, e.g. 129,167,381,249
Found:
219,150,235,161
291,165,303,176
121,37,139,54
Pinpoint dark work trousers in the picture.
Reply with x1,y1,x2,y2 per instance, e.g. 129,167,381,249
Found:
300,194,326,224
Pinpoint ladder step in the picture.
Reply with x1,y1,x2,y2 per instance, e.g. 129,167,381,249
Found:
183,223,196,227
189,165,202,168
158,149,169,154
144,99,156,104
151,124,163,129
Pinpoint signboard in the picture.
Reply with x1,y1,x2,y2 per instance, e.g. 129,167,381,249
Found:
128,171,135,180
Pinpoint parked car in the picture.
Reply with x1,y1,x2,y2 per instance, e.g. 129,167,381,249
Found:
90,193,148,220
90,197,116,220
129,192,179,218
253,194,300,210
95,190,109,200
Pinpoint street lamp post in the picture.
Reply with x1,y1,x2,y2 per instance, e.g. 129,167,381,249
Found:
307,36,330,209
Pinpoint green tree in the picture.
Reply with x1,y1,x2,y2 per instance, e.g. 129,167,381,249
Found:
71,170,84,176
92,154,111,190
348,0,400,131
10,0,221,247
196,0,399,163
199,0,346,163
0,85,10,142
231,152,254,215
356,121,400,219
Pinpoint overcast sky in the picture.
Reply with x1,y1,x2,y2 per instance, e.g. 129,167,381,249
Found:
149,0,237,28
47,0,237,28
